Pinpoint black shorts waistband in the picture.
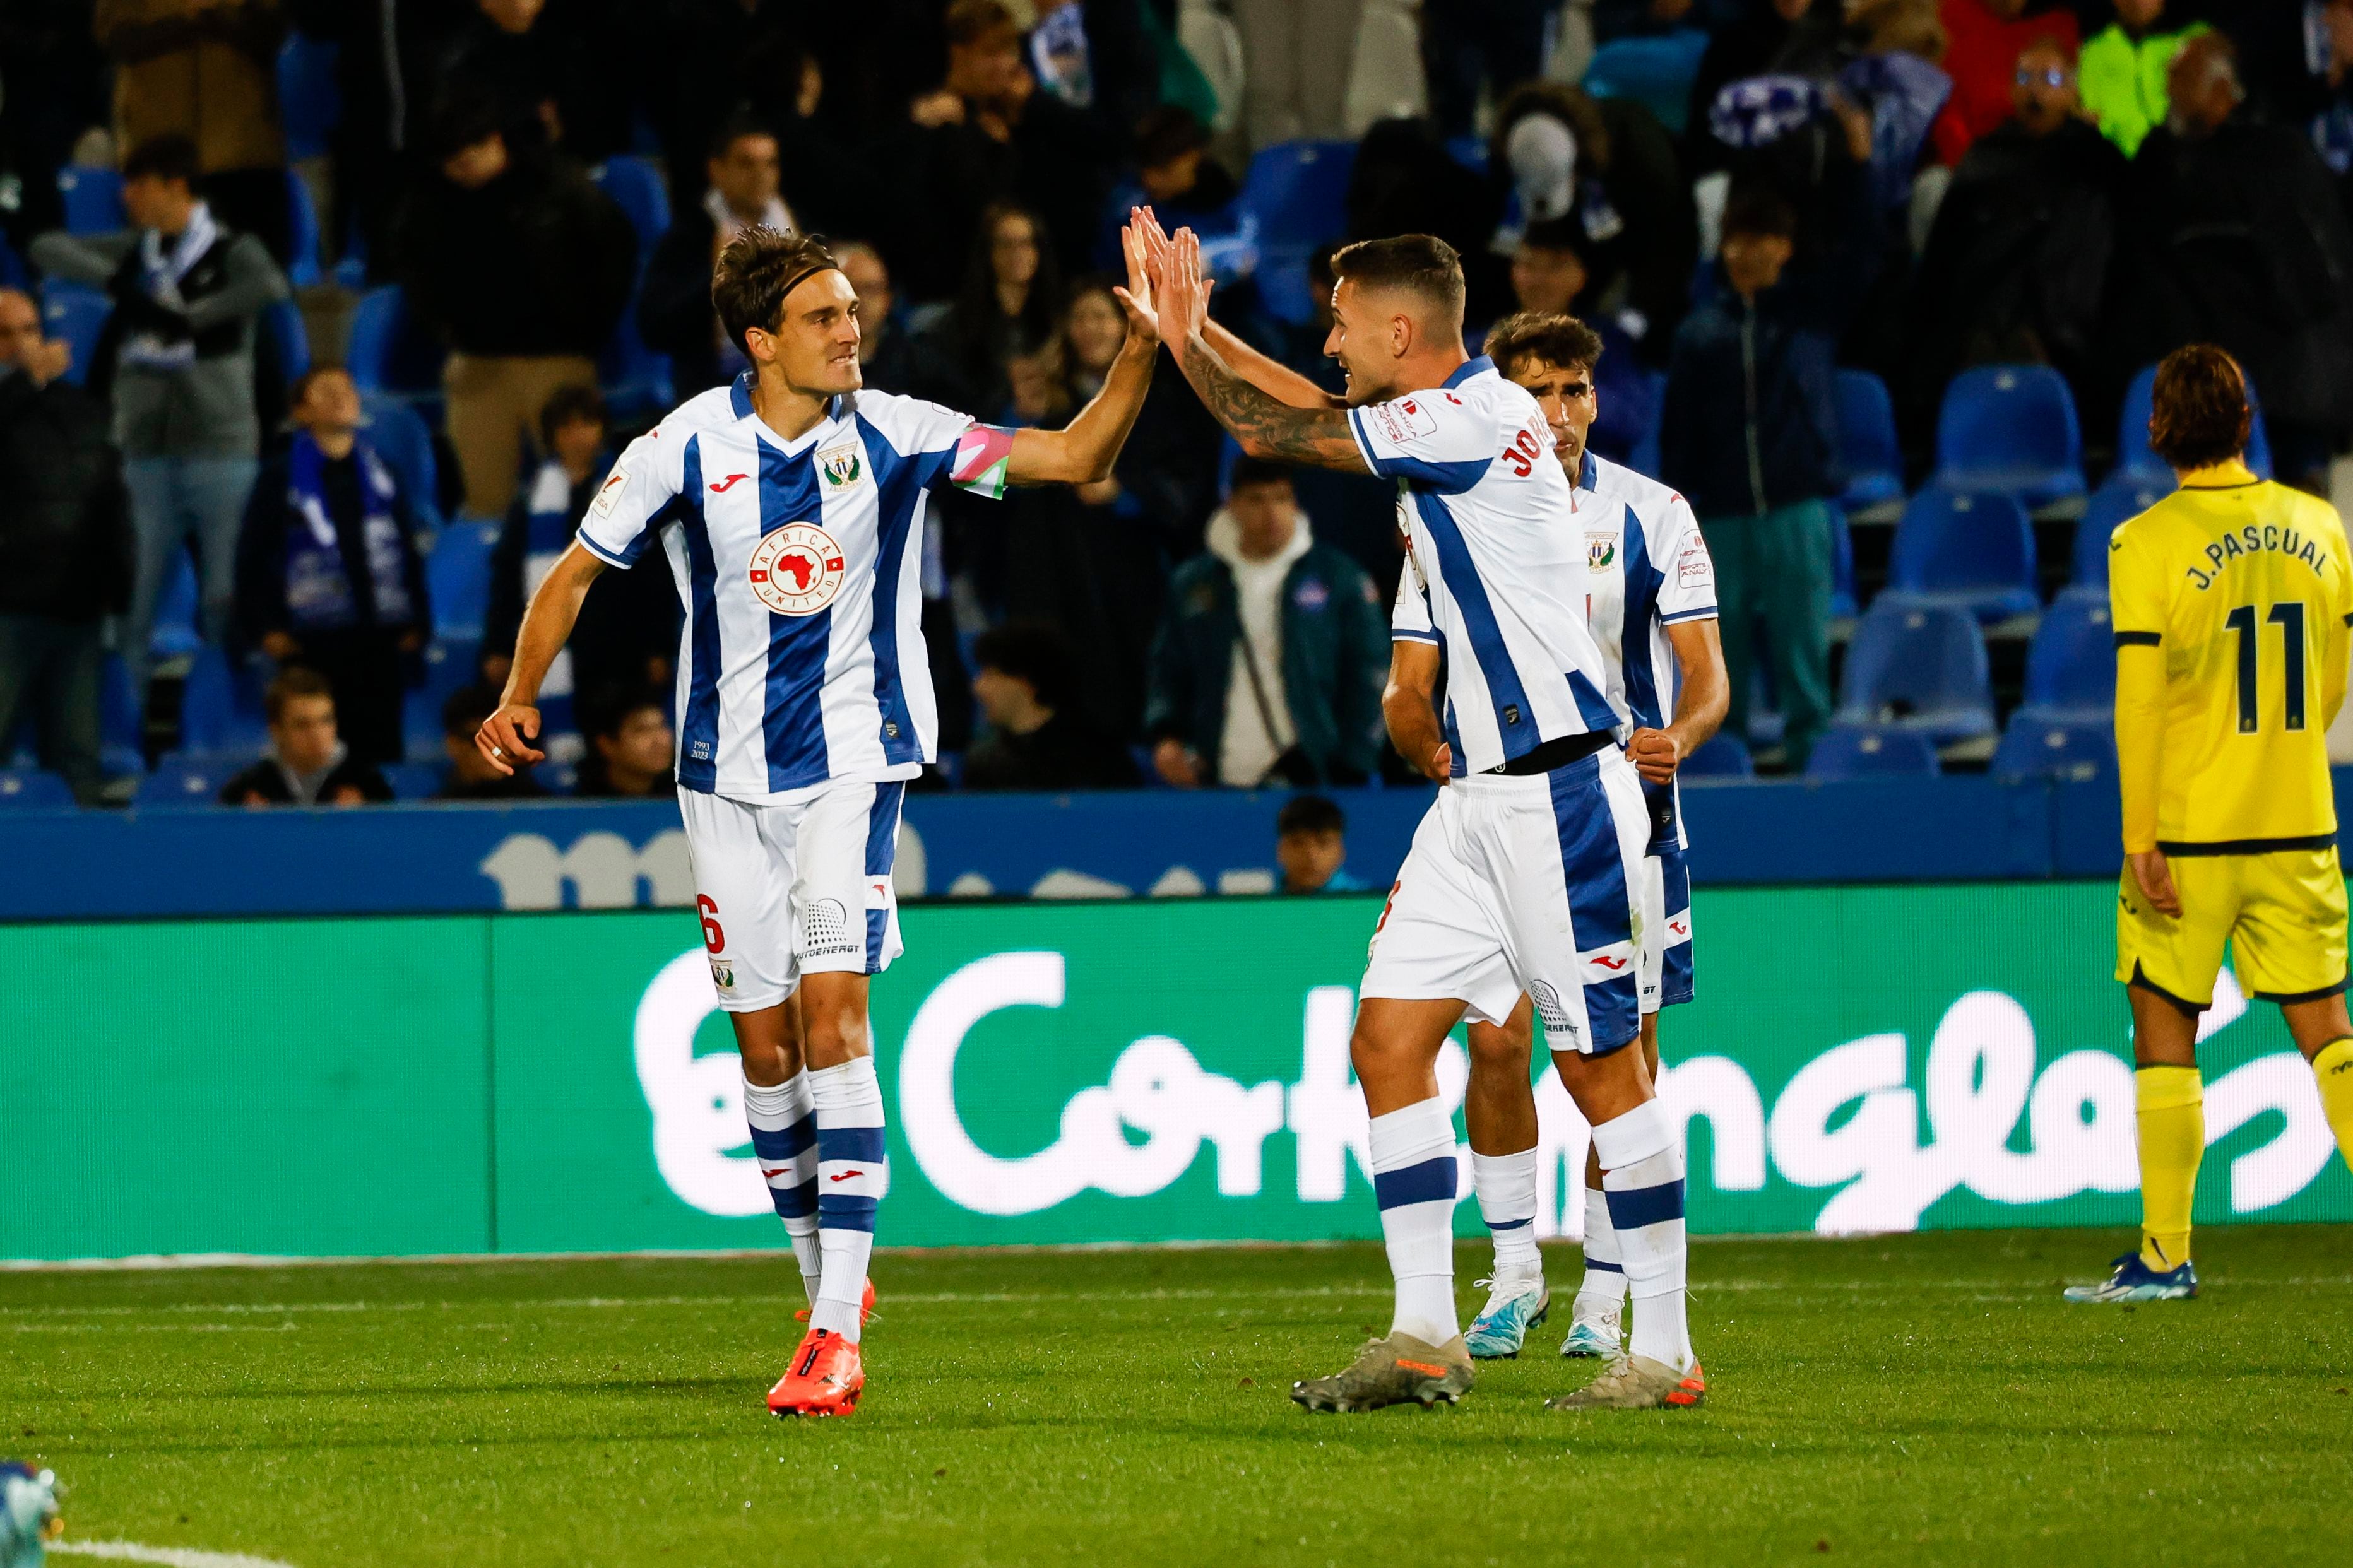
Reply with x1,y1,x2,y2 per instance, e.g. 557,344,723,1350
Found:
2155,835,2337,857
1486,730,1614,777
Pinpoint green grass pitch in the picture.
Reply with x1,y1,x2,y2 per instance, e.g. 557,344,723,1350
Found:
8,1227,2352,1567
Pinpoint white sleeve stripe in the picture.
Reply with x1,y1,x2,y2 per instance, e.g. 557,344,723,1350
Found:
1345,406,1382,473
578,532,635,569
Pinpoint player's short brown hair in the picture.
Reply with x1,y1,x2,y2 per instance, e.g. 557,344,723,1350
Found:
1484,312,1604,379
264,666,334,726
1330,234,1466,329
2148,344,2252,472
712,226,839,358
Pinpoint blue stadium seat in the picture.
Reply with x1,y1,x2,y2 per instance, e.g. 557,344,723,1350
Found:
57,167,125,233
599,308,675,424
2116,361,2274,481
1930,363,2087,516
427,522,495,640
2070,470,2169,587
1681,731,1753,778
2021,586,2114,717
345,286,444,398
1830,503,1858,620
381,760,445,800
0,769,75,809
283,169,324,288
1835,368,1904,522
1805,724,1941,780
100,654,144,776
403,638,479,760
177,647,268,758
359,393,443,534
1887,487,2039,622
1993,711,2116,783
1835,594,1996,743
1240,139,1356,253
278,33,343,162
261,295,311,384
591,156,672,264
1582,30,1710,136
1239,141,1356,326
149,547,203,660
1627,368,1666,478
1443,134,1488,175
139,753,235,806
39,282,110,389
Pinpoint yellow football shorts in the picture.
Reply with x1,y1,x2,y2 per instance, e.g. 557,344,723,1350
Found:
2116,845,2350,1007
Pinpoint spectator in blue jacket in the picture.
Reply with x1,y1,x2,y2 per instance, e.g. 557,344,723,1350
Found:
1505,218,1657,469
1658,186,1839,770
234,366,429,767
1145,459,1389,791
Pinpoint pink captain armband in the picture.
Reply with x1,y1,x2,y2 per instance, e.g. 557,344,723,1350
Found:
948,423,1018,500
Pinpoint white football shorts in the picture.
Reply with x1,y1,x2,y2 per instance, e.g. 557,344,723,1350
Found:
1360,748,1650,1055
1639,839,1695,1015
677,779,906,1013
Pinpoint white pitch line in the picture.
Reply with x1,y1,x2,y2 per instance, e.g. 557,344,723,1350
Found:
52,1540,299,1568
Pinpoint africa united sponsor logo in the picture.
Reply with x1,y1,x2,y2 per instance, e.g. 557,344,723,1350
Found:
1586,533,1616,572
747,522,846,616
817,442,865,488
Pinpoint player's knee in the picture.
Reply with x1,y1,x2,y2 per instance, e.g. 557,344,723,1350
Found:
797,978,874,1067
1466,1021,1531,1081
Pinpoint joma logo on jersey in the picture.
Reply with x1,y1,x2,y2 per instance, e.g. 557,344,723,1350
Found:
747,522,847,616
817,443,865,488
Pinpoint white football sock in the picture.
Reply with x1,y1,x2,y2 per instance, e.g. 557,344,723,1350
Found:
809,1056,889,1344
1592,1099,1693,1373
1572,1185,1625,1319
742,1070,822,1304
1470,1148,1542,1278
1369,1099,1462,1346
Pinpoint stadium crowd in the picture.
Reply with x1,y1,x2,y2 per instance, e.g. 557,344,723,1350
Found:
2,0,2350,808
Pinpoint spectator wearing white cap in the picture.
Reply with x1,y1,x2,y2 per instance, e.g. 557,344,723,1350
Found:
1491,81,1697,365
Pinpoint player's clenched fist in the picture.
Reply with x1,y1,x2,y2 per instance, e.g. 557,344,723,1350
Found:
475,703,545,777
1626,727,1681,783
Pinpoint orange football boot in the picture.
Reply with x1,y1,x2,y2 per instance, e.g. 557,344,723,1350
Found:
767,1328,865,1418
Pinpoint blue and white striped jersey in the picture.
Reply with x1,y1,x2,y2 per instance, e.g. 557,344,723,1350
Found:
1570,451,1717,734
1366,357,1622,774
1569,451,1717,851
577,374,1006,801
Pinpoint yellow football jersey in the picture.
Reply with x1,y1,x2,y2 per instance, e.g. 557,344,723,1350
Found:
2109,461,2353,852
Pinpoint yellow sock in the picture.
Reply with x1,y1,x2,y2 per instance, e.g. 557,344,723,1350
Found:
2135,1066,2203,1270
2313,1039,2353,1172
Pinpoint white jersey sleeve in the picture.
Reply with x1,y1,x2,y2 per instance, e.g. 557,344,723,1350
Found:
858,391,1021,501
1345,387,1500,495
1392,558,1438,643
576,427,689,569
1653,492,1718,624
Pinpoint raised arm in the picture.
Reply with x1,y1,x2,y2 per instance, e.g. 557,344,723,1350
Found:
477,539,606,774
1158,227,1370,473
1004,218,1159,486
1132,208,1339,411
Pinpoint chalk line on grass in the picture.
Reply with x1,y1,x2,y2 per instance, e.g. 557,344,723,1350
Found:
52,1540,299,1568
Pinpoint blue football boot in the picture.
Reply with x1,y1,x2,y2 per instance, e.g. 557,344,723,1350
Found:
1465,1274,1550,1359
2063,1251,2199,1302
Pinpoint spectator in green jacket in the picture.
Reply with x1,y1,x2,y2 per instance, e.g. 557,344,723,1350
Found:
1145,459,1389,791
2080,0,2208,157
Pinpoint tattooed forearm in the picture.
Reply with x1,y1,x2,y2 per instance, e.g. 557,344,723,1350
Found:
1177,334,1371,473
